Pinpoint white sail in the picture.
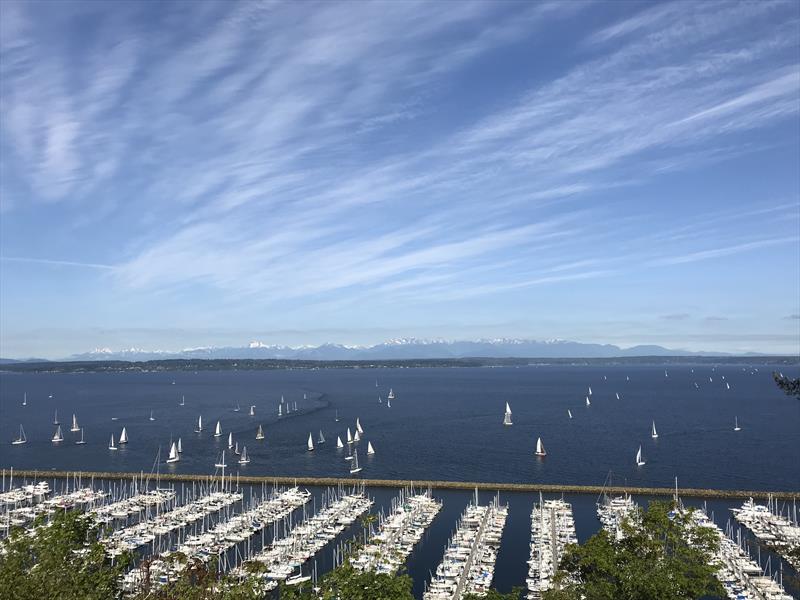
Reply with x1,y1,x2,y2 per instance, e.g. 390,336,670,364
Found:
726,382,730,390
52,425,63,443
356,418,364,434
318,430,325,444
249,405,255,416
53,409,59,425
503,402,512,426
22,392,27,406
354,429,361,442
651,421,658,439
256,425,264,440
76,428,85,445
307,432,314,452
616,392,620,400
588,386,592,395
336,436,344,449
180,395,185,406
71,414,80,432
12,425,26,445
278,404,283,417
335,409,339,422
535,437,546,456
109,434,117,450
636,445,645,466
378,395,382,404
214,421,222,437
367,441,375,455
167,441,179,463
567,409,572,419
195,415,203,432
234,441,240,455
234,403,240,412
734,416,741,431
228,432,234,448
387,388,394,399
149,410,155,421
586,396,591,406
350,449,362,474
239,446,249,464
177,437,182,453
387,398,391,408
119,427,128,444
347,427,353,444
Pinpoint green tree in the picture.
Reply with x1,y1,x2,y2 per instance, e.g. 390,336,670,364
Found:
464,587,524,599
541,501,724,600
0,510,129,600
773,371,800,400
277,562,414,600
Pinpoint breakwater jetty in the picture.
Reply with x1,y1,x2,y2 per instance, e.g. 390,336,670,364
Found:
3,469,798,500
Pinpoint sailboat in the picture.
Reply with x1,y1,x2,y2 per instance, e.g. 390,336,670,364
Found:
53,409,59,425
335,410,339,422
726,382,730,390
588,386,592,396
278,404,283,417
234,402,240,412
387,397,391,408
378,395,382,404
567,409,572,419
387,388,395,400
635,445,645,466
356,418,364,434
214,421,222,437
354,430,361,442
214,451,227,468
119,427,128,445
52,425,63,443
733,417,741,432
367,441,375,455
615,392,620,400
307,433,315,452
177,437,182,453
249,405,255,416
166,441,179,463
336,436,344,449
22,392,27,407
238,446,249,465
651,421,658,439
256,425,265,440
70,414,80,432
108,434,118,450
347,427,353,444
375,379,379,387
234,441,240,455
318,430,325,444
75,428,86,445
12,425,26,445
535,437,546,457
179,395,185,406
149,410,155,422
345,444,354,461
349,449,362,474
227,432,234,449
195,415,203,433
503,402,513,426
293,401,297,412
585,396,591,407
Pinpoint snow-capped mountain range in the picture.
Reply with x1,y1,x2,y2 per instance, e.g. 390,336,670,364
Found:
65,338,730,361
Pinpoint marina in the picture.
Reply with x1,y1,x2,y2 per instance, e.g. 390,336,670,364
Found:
732,497,800,569
423,493,508,600
526,497,577,599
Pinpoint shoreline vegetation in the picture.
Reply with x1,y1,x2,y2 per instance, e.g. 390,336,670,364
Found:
1,355,797,374
3,469,798,500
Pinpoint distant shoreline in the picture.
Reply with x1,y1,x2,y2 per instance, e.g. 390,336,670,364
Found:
1,355,797,374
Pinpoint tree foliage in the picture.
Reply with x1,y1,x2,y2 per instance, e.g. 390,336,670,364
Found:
0,510,129,600
542,501,724,600
773,371,800,399
464,587,524,599
277,562,414,600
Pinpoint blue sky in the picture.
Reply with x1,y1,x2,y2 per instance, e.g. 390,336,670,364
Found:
1,0,799,359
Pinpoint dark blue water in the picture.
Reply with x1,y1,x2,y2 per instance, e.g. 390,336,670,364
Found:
1,365,798,490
